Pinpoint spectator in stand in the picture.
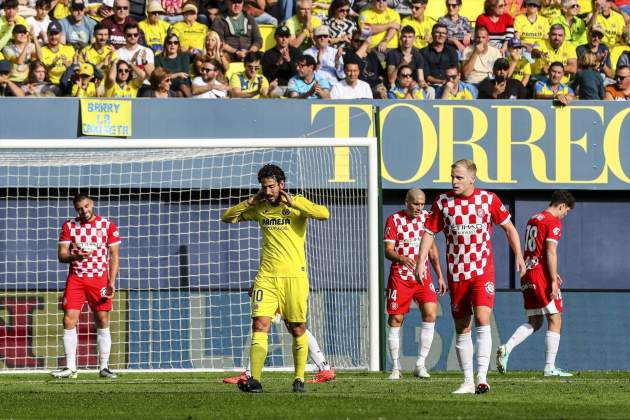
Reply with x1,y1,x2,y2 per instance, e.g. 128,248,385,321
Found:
79,24,117,75
506,37,532,85
476,0,515,52
401,0,435,50
618,49,630,68
243,0,279,26
439,0,474,56
172,3,208,54
139,66,177,96
262,25,301,87
420,23,459,87
1,0,29,31
604,64,630,99
478,57,527,98
59,0,97,50
534,60,574,102
312,0,333,20
71,62,100,97
21,60,60,95
506,0,525,17
204,1,222,26
191,56,229,97
570,51,604,98
388,63,434,98
85,0,115,23
229,50,278,97
590,0,626,49
163,0,184,24
105,58,145,97
303,25,344,85
26,0,52,44
2,25,36,84
287,53,331,97
102,0,140,49
330,57,374,98
35,20,76,86
139,1,171,54
346,30,388,97
514,0,549,55
212,0,263,61
325,0,356,49
116,22,154,80
155,33,192,97
204,31,230,73
386,25,427,88
285,0,323,50
576,24,612,78
438,64,478,98
461,25,502,85
0,59,25,96
610,24,630,71
549,0,586,48
540,0,562,21
532,23,577,83
358,0,401,57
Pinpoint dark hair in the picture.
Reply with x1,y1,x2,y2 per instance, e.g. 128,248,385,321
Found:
149,67,170,88
123,22,139,33
616,64,629,73
163,33,179,52
35,0,51,8
73,192,92,205
94,22,109,34
401,25,416,36
206,0,220,8
328,0,350,19
344,56,361,69
549,61,564,71
397,64,414,77
549,190,575,209
3,0,19,8
431,22,448,35
28,60,47,83
244,51,262,64
257,164,286,183
297,54,317,67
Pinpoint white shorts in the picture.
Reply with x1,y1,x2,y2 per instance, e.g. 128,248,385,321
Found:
525,299,561,317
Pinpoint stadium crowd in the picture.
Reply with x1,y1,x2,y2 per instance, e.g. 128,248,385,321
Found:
0,0,628,99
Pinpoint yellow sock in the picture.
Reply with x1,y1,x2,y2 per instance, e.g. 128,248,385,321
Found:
250,331,268,381
293,333,308,381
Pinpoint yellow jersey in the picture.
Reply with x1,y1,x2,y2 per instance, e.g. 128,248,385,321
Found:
80,44,118,72
593,11,626,48
139,19,171,54
105,78,143,98
0,15,29,29
513,14,549,46
71,81,98,97
229,72,269,99
171,21,208,52
400,15,436,50
221,195,330,277
359,7,401,50
40,44,76,85
533,39,576,83
509,56,532,82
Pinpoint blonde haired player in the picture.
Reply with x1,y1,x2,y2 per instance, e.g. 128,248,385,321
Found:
384,188,446,380
417,159,526,394
221,164,329,393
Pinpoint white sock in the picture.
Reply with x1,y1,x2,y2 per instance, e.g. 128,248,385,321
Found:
97,328,112,370
416,322,435,367
455,332,474,384
505,323,535,354
245,360,251,377
545,331,561,371
388,326,401,370
63,328,78,371
476,326,492,385
306,329,330,371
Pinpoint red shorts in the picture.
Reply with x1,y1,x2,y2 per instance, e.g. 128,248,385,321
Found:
521,270,563,316
386,274,438,315
63,273,112,312
449,275,495,319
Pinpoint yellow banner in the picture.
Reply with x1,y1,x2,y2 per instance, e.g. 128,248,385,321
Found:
80,99,132,137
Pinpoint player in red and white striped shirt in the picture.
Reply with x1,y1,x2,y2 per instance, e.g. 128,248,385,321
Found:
384,188,446,380
417,159,526,394
496,190,575,378
51,193,121,379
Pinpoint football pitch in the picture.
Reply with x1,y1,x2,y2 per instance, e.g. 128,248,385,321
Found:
1,372,629,419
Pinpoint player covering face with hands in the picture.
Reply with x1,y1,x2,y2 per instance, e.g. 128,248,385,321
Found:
384,188,446,380
416,160,526,394
52,193,121,379
221,164,330,393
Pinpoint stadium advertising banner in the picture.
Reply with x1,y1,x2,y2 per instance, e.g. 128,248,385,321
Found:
308,102,630,190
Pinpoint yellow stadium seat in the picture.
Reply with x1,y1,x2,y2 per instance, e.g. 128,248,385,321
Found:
225,62,245,80
426,0,446,21
259,24,277,52
460,0,485,25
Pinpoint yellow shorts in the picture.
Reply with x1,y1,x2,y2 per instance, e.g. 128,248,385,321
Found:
251,275,309,323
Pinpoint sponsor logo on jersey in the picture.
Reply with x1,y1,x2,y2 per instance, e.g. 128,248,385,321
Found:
390,302,398,310
477,208,486,218
451,223,487,236
113,231,120,237
484,282,495,295
521,282,536,291
77,242,102,252
282,208,291,216
525,256,539,270
262,218,291,226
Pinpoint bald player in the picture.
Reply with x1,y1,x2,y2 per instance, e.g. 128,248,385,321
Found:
384,188,446,380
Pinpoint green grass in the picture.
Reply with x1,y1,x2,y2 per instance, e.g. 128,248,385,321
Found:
1,371,629,419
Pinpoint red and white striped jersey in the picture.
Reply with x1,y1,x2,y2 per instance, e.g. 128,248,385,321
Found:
384,209,430,282
59,215,121,278
425,189,510,282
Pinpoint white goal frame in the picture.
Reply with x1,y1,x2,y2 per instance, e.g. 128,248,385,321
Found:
0,137,380,373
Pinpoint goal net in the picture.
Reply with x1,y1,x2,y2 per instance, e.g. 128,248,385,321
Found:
0,139,379,373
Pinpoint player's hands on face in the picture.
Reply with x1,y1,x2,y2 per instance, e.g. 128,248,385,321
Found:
247,188,267,206
279,189,293,207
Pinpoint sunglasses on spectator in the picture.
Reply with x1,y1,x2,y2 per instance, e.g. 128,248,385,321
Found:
150,11,161,15
617,75,628,81
201,67,216,72
525,2,539,6
0,71,9,76
167,40,179,45
412,5,424,10
338,8,350,12
400,73,413,78
125,32,139,37
115,6,129,10
118,68,130,73
246,65,261,70
447,3,460,8
569,4,579,8
591,32,603,38
316,34,329,38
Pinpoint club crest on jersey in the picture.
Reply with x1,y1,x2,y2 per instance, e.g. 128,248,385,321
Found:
476,208,486,218
484,282,495,295
553,227,561,236
282,208,291,216
96,230,103,237
390,302,398,310
100,287,108,297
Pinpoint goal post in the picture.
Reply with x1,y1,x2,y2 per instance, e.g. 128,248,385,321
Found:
0,138,380,373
